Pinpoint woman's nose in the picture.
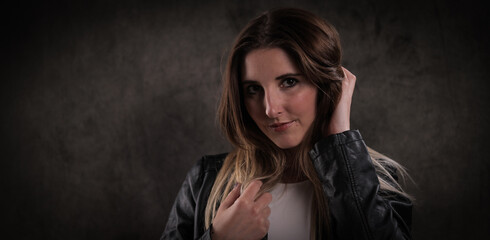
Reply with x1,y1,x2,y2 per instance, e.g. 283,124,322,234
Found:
264,90,283,118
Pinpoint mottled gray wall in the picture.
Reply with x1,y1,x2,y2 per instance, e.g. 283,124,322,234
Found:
2,0,489,239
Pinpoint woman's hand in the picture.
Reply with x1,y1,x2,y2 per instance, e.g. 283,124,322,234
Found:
211,180,272,240
326,67,356,135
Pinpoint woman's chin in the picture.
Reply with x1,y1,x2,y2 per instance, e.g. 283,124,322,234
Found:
272,140,302,149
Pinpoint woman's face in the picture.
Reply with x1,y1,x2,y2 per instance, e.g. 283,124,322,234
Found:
242,48,317,149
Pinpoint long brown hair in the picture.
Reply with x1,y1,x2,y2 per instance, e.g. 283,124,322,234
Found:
205,8,410,239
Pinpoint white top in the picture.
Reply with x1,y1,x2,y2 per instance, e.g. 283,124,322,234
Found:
268,180,314,240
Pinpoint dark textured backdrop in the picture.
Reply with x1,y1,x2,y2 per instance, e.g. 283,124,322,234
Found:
2,0,489,239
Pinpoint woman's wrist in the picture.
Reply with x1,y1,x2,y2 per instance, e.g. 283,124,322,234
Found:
326,120,350,136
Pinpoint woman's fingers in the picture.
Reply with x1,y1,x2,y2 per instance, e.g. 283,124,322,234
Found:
342,67,355,81
341,67,356,96
254,192,272,210
219,183,241,209
240,180,263,201
212,179,271,240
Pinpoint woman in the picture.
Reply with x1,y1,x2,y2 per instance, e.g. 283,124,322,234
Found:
162,8,412,240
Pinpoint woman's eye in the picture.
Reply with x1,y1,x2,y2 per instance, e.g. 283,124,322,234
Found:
245,85,262,95
281,78,298,88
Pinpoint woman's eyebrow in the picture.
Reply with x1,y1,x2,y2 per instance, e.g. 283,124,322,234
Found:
242,73,302,84
241,80,258,84
275,73,302,80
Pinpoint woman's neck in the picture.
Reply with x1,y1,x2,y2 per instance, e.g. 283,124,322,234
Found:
281,147,307,183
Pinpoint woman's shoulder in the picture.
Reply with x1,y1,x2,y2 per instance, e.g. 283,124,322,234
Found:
186,153,228,180
199,153,228,173
177,153,229,204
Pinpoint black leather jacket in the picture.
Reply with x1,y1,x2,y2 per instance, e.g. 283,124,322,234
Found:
161,130,412,239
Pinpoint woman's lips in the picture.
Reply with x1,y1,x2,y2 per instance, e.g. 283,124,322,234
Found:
269,120,295,132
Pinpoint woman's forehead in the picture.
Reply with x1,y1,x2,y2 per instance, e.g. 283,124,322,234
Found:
242,48,300,82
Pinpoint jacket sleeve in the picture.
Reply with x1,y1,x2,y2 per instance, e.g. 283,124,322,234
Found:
309,130,412,240
161,158,213,240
